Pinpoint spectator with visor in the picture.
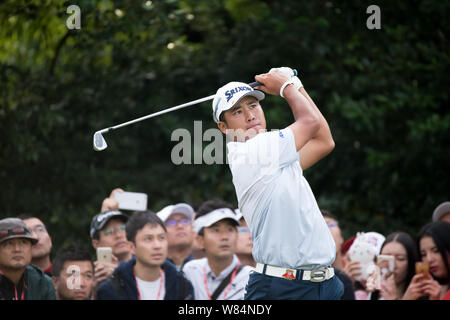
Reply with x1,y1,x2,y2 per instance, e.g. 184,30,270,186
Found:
183,200,253,300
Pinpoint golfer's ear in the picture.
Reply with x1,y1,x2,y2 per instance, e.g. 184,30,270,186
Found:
217,121,227,134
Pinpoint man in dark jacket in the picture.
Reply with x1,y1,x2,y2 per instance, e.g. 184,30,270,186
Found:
0,218,55,300
97,211,194,300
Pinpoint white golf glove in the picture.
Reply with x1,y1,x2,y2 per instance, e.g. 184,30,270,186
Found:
269,67,296,77
269,67,303,98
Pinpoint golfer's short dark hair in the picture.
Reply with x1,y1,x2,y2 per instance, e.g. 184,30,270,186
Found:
126,210,167,244
219,112,226,123
52,244,93,278
17,213,37,221
195,199,236,236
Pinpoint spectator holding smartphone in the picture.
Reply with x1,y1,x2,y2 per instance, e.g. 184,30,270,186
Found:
405,221,450,300
100,187,124,213
372,232,419,300
344,231,385,300
96,210,194,300
90,210,132,294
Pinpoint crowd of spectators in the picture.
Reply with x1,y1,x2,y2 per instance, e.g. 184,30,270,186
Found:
1,189,449,300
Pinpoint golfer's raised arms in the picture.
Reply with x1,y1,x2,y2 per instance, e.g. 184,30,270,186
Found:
254,72,320,152
296,87,335,170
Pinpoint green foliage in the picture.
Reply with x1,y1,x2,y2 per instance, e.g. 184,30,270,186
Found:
0,0,449,255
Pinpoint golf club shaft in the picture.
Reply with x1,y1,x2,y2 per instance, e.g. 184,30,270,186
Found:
100,81,262,134
102,94,214,133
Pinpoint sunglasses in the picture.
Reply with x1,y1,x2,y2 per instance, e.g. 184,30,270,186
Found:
237,226,250,233
30,225,47,235
166,218,191,227
326,221,339,229
101,224,126,236
0,227,27,240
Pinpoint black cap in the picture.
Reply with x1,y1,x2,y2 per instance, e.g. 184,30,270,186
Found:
90,211,128,239
0,218,38,245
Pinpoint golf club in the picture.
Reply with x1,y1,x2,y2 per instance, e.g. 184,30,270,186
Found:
93,81,262,151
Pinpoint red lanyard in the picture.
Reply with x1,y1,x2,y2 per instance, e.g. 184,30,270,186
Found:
203,262,240,300
14,279,25,300
134,268,164,300
1,269,25,300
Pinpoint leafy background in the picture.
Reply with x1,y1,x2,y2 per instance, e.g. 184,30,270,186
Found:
1,0,449,256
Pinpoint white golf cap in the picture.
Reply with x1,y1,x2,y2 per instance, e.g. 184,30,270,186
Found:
194,208,240,234
156,203,195,222
432,201,450,222
212,81,265,123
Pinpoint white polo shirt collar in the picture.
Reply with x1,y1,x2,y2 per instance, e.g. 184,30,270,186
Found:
205,254,239,279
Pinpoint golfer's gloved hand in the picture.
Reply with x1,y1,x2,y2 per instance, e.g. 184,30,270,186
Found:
269,67,303,90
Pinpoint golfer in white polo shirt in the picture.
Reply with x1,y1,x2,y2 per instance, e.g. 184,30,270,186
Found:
182,200,253,300
212,67,344,299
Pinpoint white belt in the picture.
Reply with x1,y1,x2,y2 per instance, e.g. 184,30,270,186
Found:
255,263,334,282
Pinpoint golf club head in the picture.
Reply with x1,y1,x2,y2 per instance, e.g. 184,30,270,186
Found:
93,131,108,151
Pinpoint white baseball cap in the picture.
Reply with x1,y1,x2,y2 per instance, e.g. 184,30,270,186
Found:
156,203,195,222
212,81,265,123
194,208,240,234
432,201,450,222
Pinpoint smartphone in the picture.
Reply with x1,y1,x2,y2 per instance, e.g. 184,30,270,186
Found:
415,261,430,279
96,247,112,263
366,264,381,291
114,191,147,211
377,255,395,277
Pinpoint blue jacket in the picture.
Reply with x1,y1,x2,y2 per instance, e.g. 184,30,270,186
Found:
96,257,194,300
